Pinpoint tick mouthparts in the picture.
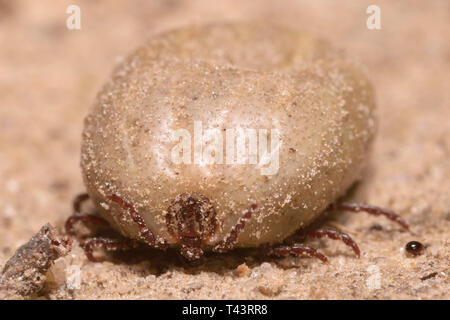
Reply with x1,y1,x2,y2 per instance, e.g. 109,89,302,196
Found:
166,193,218,244
180,243,204,261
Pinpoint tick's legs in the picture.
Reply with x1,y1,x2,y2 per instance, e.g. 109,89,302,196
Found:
263,243,328,263
66,193,139,261
107,194,168,250
331,203,409,231
288,203,409,261
263,228,359,263
213,203,258,253
65,212,110,236
73,193,89,212
66,193,110,236
84,236,137,262
297,228,360,257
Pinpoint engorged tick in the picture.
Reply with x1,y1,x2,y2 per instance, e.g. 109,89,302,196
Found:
65,23,411,264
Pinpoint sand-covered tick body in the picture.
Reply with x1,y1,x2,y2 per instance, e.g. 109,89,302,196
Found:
66,23,408,262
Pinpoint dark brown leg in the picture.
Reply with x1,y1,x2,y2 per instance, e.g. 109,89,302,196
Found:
263,243,328,263
84,237,137,262
213,204,257,253
67,193,140,262
73,193,89,212
66,193,110,236
331,203,409,231
65,212,110,236
107,194,167,250
297,228,360,257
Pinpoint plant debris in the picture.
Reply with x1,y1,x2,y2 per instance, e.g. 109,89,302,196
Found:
0,223,72,299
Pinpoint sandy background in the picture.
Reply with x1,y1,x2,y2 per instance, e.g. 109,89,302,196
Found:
0,0,449,299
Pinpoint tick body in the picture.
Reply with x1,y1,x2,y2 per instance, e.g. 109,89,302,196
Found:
67,23,409,262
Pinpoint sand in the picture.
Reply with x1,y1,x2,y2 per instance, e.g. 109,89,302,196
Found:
0,0,448,299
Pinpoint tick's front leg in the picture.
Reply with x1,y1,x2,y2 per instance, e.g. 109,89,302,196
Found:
65,193,110,236
213,203,258,253
296,228,360,257
84,237,137,262
330,202,409,230
65,212,110,236
262,243,329,263
66,193,139,262
72,193,90,212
